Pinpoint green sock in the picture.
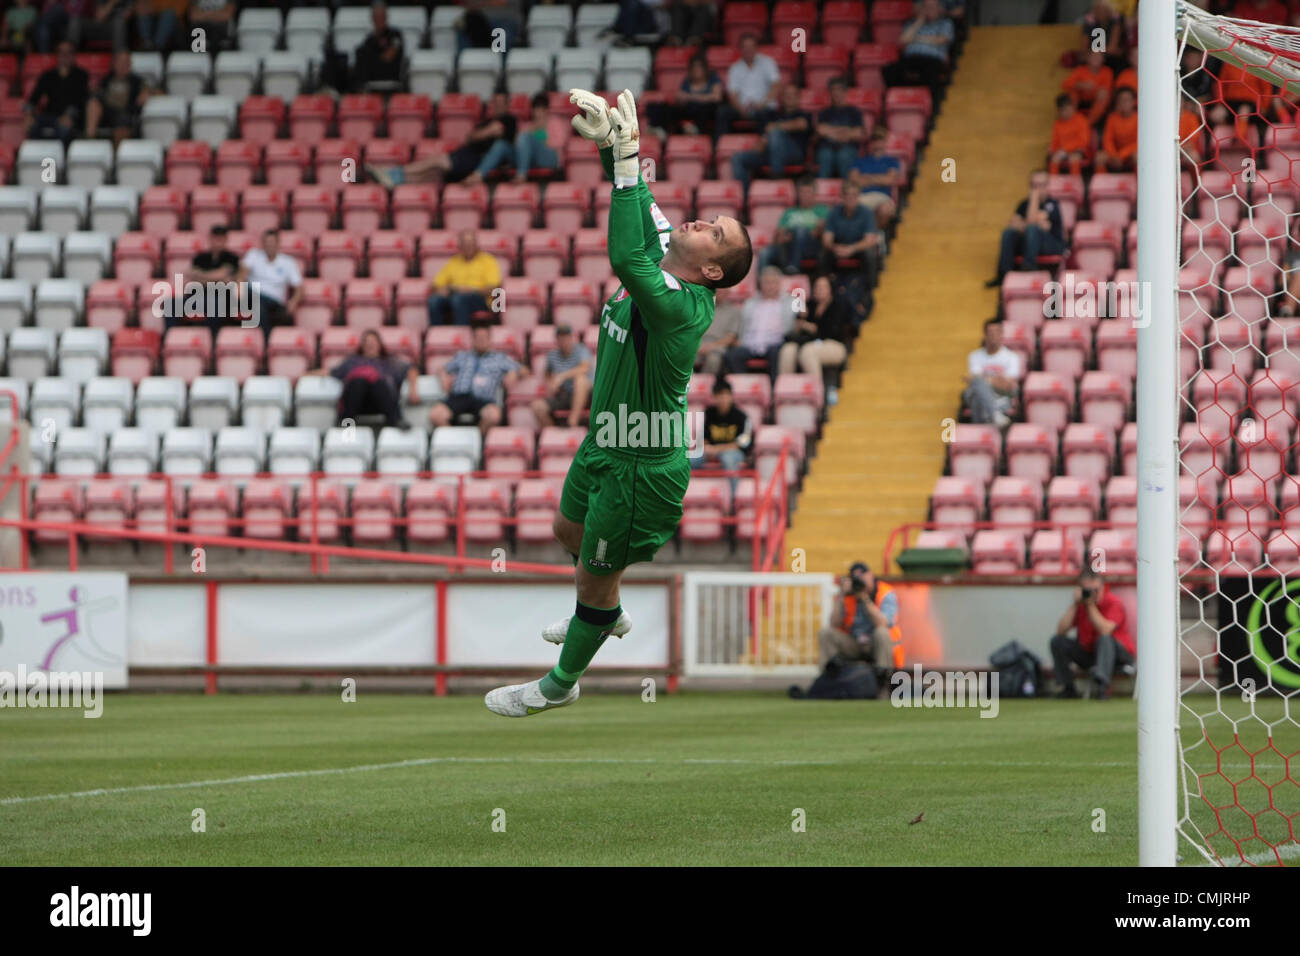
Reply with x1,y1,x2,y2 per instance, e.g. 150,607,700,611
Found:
538,601,621,701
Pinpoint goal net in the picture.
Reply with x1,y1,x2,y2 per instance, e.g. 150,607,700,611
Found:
1167,0,1300,866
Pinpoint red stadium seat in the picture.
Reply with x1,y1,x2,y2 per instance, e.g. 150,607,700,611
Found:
948,424,1001,484
484,427,535,474
344,280,393,328
424,326,472,375
320,327,362,370
1039,320,1091,379
441,183,490,231
214,140,262,188
1022,372,1075,429
664,135,712,188
190,187,238,236
538,427,586,476
681,477,732,553
317,232,363,283
489,326,526,363
351,480,399,543
477,229,520,273
113,233,161,284
289,94,336,142
747,180,796,230
315,139,362,187
542,183,590,233
391,184,439,234
110,329,161,384
242,479,291,540
1079,371,1131,429
419,231,460,278
140,186,187,236
871,1,914,47
33,479,82,545
386,94,433,143
500,277,545,329
773,374,823,434
264,140,313,189
1046,476,1100,530
853,43,898,90
931,476,983,532
515,478,563,544
340,184,389,237
971,530,1027,573
1030,528,1085,574
394,278,432,330
551,277,600,329
1089,173,1138,226
239,185,286,236
714,134,761,183
406,480,456,545
215,327,265,383
367,231,415,282
989,476,1042,529
338,94,384,143
573,230,611,282
165,140,212,190
238,96,285,144
162,327,213,383
1005,424,1060,484
297,279,341,333
825,2,869,47
1062,423,1115,481
87,280,134,333
803,44,853,92
695,180,743,222
436,93,483,142
492,182,540,233
884,87,932,142
291,187,339,235
267,327,317,381
363,138,413,172
723,2,768,46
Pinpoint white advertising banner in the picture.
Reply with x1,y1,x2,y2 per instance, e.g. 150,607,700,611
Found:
447,581,671,668
218,585,437,665
0,572,129,687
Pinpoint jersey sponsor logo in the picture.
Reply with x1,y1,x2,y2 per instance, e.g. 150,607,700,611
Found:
661,271,680,291
601,303,627,344
649,202,671,232
613,286,629,302
594,538,609,562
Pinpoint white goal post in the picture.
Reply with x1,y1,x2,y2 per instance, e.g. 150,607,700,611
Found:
1142,0,1300,867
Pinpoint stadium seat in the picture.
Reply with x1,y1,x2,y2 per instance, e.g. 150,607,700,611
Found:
66,140,114,189
375,428,429,475
1029,528,1084,574
392,184,438,234
344,280,393,328
1062,423,1115,481
32,478,82,542
189,376,240,431
241,376,294,434
1005,424,1059,484
681,478,733,559
431,427,482,473
294,376,343,432
1079,371,1131,429
29,377,80,434
262,52,311,102
947,424,1000,484
12,232,60,283
971,530,1027,573
161,427,213,476
931,476,983,531
106,428,159,476
82,376,132,432
135,376,188,434
269,427,321,478
1022,372,1075,429
215,427,267,476
8,327,57,382
1039,321,1091,379
773,374,823,434
408,49,457,100
385,94,433,143
1046,476,1100,530
520,232,568,280
988,476,1042,529
162,327,212,384
36,278,86,331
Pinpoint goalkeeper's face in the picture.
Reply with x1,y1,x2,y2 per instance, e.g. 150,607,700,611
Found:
670,216,746,285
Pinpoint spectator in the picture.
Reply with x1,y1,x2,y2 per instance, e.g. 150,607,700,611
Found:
427,230,501,327
3,0,38,51
1048,93,1091,176
1095,86,1137,172
963,318,1021,429
512,92,560,182
241,229,302,342
1050,569,1135,699
308,329,418,429
883,0,954,102
695,292,743,374
820,181,882,287
1062,49,1113,126
353,2,405,91
1112,48,1136,96
611,0,666,42
368,92,518,187
182,225,244,339
780,275,851,406
35,0,93,51
689,378,751,487
985,169,1063,286
720,33,780,135
430,322,521,434
456,0,523,52
24,40,88,147
84,49,154,147
814,76,866,179
646,54,723,138
730,82,812,190
135,0,188,52
724,266,797,381
189,0,234,50
668,0,716,48
1081,0,1129,72
761,175,828,274
817,562,900,677
531,324,592,428
847,127,903,228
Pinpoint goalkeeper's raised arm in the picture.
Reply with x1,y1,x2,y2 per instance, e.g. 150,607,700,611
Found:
571,88,753,319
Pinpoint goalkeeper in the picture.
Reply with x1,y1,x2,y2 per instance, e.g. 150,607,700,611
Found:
487,89,753,717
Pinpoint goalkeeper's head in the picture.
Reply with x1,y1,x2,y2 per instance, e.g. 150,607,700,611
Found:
664,216,753,290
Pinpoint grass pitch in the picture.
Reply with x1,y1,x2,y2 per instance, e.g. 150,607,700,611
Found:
1,691,1145,866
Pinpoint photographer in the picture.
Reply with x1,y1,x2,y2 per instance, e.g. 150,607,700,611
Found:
1050,570,1134,699
817,562,901,676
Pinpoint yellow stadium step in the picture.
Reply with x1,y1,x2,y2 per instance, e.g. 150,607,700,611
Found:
786,24,1078,577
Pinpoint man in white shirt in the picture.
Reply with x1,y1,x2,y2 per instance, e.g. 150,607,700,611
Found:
241,229,302,341
964,318,1022,428
722,33,780,135
724,266,797,382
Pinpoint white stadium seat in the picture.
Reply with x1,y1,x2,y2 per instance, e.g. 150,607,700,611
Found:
214,51,262,101
36,279,86,332
322,425,375,474
107,427,160,475
56,327,108,382
141,96,189,148
242,376,293,434
236,9,283,54
431,426,481,473
376,426,428,473
30,377,82,434
8,328,57,382
0,280,34,332
115,140,164,190
161,427,213,475
268,426,320,477
54,427,106,476
262,51,310,102
66,140,115,188
215,426,266,475
190,96,238,148
189,376,241,431
293,375,342,432
17,140,63,186
165,51,214,100
11,233,60,283
38,185,89,236
457,49,503,100
0,186,38,233
407,49,455,99
135,376,188,434
89,186,138,237
61,232,113,285
82,376,134,433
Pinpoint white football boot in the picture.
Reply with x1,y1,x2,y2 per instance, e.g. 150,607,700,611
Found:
484,679,580,717
541,610,632,644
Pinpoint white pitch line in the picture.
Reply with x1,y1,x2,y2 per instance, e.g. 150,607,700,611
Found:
0,754,1140,806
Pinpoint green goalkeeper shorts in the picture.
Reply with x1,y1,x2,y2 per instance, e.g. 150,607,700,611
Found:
559,438,689,575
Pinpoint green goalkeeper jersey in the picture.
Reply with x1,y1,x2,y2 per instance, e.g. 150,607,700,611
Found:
590,148,716,460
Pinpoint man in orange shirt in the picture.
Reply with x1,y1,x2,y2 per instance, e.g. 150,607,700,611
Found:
1095,86,1137,171
1049,94,1091,176
1062,49,1113,125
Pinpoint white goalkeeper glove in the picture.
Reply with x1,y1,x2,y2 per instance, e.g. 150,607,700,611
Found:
569,88,614,149
608,89,641,188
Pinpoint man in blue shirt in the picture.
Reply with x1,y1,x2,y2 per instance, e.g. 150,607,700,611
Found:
883,0,954,101
821,182,882,285
430,322,521,434
815,77,866,178
730,82,812,191
848,128,903,227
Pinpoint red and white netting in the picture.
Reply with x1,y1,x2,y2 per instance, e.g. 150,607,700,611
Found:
1174,0,1300,866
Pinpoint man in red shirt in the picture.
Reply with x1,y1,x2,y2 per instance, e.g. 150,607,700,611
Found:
1050,570,1135,699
